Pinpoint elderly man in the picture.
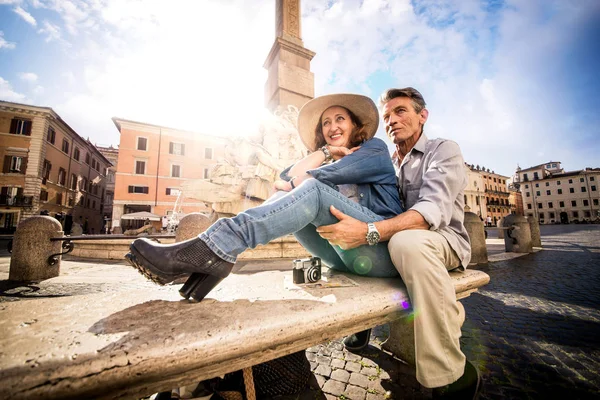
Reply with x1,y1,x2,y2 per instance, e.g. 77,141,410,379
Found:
317,87,480,399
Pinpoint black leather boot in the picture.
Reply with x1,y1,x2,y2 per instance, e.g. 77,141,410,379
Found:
342,328,371,352
126,237,233,301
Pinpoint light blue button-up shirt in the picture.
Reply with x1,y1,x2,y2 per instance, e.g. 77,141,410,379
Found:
393,134,472,268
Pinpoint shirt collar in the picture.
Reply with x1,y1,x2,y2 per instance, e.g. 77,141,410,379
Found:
411,132,429,155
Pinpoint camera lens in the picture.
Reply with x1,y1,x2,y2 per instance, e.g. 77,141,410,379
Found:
306,265,321,282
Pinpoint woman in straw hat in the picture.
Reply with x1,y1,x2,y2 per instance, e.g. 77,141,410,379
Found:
126,93,402,305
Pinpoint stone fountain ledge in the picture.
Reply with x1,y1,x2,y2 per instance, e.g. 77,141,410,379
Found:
68,235,309,261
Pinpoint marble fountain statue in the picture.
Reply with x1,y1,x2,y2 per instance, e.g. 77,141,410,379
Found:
181,105,308,216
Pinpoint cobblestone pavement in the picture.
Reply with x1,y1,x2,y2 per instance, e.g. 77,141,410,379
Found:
300,225,600,400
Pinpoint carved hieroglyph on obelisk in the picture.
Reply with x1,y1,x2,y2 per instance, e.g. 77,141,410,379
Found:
263,0,315,111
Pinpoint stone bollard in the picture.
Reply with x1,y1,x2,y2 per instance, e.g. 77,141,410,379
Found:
497,217,504,239
9,216,64,282
464,212,488,264
175,212,217,242
528,216,542,248
502,214,532,253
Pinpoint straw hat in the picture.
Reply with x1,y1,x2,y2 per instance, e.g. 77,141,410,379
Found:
297,93,379,152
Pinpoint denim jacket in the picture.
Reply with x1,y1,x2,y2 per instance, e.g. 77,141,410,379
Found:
280,137,403,219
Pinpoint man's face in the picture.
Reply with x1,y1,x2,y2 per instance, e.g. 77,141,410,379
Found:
381,97,428,146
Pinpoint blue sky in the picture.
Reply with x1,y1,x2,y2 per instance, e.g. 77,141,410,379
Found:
1,0,599,178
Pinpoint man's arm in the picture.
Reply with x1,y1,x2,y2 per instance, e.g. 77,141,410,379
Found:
317,140,466,249
316,207,429,249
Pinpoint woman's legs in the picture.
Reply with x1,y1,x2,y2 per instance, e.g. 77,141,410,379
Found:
294,224,398,278
200,178,388,264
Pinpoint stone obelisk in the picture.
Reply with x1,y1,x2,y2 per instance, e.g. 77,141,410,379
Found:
263,0,315,111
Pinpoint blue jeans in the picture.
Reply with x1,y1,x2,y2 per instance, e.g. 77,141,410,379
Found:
200,179,399,278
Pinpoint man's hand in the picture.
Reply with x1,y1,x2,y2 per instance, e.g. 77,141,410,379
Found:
316,206,367,249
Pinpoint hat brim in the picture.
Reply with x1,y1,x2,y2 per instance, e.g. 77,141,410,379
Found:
297,94,379,152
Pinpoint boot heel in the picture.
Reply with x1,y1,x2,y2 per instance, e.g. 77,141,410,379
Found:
179,273,207,299
179,273,224,302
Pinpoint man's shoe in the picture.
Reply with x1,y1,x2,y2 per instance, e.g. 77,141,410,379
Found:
432,360,482,400
126,237,233,301
343,329,371,352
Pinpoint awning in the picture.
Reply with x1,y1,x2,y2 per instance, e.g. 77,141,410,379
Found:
121,211,161,221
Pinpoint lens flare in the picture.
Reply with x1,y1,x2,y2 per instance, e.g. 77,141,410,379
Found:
353,255,373,275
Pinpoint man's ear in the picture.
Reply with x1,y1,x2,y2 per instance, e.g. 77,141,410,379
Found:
420,108,429,124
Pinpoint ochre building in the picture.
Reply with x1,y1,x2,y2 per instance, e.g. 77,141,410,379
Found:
0,101,110,233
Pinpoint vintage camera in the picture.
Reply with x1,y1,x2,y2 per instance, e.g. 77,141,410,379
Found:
292,257,322,284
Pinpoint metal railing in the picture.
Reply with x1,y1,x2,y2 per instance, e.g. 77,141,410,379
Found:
3,234,176,266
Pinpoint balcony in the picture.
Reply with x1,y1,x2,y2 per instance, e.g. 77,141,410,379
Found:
0,195,33,207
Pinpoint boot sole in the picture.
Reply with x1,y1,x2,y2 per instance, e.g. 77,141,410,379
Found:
126,246,188,286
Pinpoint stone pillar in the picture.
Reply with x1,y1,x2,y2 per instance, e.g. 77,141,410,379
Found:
528,216,542,248
175,213,217,242
464,212,488,264
497,217,504,239
263,0,315,111
9,216,63,281
502,214,532,253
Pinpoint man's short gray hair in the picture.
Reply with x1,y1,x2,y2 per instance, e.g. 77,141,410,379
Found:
379,87,426,113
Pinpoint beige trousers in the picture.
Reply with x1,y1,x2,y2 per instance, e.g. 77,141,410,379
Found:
388,230,465,388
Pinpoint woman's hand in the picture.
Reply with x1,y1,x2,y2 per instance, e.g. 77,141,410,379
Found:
328,145,361,161
273,180,293,192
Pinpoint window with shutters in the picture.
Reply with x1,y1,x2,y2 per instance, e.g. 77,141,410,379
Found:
47,127,56,144
135,160,146,175
70,174,78,190
204,148,213,159
58,168,66,186
40,190,49,201
137,137,148,151
85,152,90,164
10,118,32,136
62,139,70,154
42,160,52,182
128,185,149,194
204,168,210,179
80,177,88,192
171,164,181,178
166,188,181,196
56,192,63,205
3,156,27,173
73,147,80,161
169,142,185,155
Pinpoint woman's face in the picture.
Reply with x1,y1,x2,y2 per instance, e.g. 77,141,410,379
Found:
320,106,356,149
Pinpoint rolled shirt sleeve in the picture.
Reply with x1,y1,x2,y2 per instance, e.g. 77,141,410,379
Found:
409,141,467,230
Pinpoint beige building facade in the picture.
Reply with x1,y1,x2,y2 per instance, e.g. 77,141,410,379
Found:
97,145,118,233
464,164,512,224
515,162,600,224
0,101,110,234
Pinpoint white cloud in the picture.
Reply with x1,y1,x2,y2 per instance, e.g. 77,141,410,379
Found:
0,31,16,49
18,72,38,82
0,77,27,102
3,0,597,175
32,85,45,95
37,20,62,42
0,0,21,4
13,6,37,26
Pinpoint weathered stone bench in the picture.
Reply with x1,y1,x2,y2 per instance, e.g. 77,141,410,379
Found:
0,258,489,400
